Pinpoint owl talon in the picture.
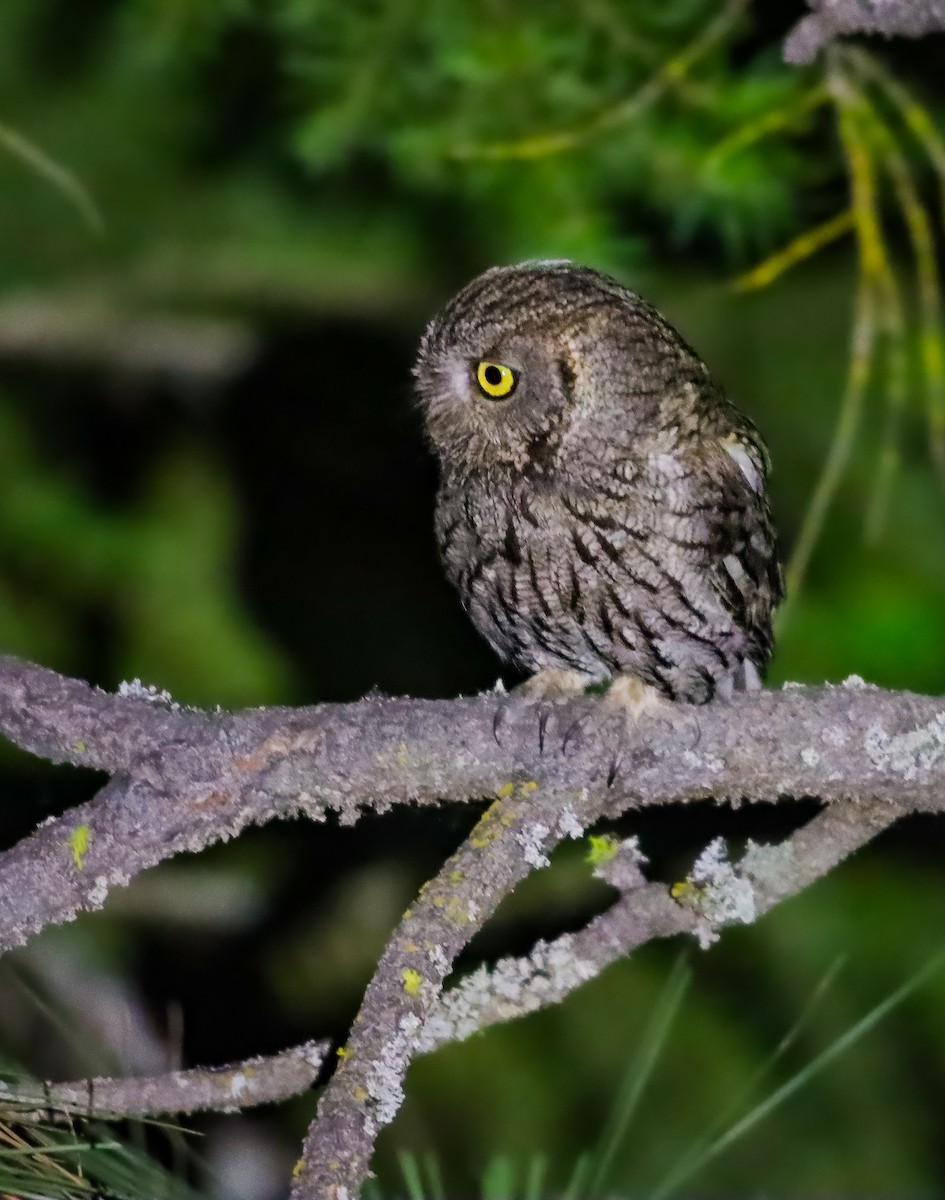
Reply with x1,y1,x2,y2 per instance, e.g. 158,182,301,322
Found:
515,668,598,702
602,675,668,721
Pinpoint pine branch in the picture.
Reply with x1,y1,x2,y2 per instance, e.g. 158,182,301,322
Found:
2,654,945,1196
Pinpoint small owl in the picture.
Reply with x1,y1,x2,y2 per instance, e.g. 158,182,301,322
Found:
413,261,783,704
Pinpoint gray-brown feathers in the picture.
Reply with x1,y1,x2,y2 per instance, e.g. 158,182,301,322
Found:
414,261,783,704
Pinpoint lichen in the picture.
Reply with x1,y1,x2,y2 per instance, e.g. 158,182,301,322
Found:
417,935,597,1053
864,713,945,781
841,674,873,690
586,833,619,865
89,875,110,905
516,821,550,868
682,748,724,773
677,837,756,949
365,1012,422,1131
556,804,583,839
402,968,423,995
117,678,180,709
66,824,90,870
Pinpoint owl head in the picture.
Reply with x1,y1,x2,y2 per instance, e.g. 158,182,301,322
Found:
413,260,704,476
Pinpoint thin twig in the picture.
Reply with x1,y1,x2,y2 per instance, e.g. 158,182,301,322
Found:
0,1040,330,1122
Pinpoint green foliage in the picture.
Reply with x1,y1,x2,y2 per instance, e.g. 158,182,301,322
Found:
0,1082,198,1200
0,394,290,704
0,0,825,287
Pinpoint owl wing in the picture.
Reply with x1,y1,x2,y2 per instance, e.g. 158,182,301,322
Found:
690,423,784,666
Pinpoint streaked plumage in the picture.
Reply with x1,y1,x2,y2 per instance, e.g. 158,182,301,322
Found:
414,261,783,704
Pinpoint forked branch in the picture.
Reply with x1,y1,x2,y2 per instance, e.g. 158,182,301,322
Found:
1,655,944,1196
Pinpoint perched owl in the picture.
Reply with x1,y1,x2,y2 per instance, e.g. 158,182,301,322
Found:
413,261,783,704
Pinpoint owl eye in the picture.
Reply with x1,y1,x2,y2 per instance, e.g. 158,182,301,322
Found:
475,360,517,399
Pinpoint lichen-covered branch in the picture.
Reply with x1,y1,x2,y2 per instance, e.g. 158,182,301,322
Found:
784,0,945,64
419,839,693,1053
2,656,945,959
419,797,899,1050
290,782,599,1200
2,654,945,1195
0,1039,330,1122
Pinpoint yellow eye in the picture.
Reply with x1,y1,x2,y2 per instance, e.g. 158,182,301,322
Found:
475,360,517,399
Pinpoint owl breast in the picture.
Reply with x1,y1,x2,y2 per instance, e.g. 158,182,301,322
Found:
436,449,776,704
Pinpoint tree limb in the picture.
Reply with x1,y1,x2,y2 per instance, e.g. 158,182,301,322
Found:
784,0,945,64
2,655,945,1195
0,1039,331,1122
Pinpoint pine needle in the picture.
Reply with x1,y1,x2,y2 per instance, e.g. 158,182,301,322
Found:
0,120,103,234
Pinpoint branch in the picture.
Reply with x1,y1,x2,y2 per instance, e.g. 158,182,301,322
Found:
784,0,945,64
420,796,900,1051
290,785,908,1198
291,780,604,1199
0,1040,330,1121
1,656,944,952
0,657,942,955
3,655,945,1196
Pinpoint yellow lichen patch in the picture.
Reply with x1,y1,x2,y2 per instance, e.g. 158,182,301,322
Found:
427,894,469,923
586,833,620,865
443,896,471,924
66,824,91,870
448,869,463,883
471,788,541,847
73,740,87,754
353,1086,369,1102
336,1045,350,1059
497,779,538,799
470,798,507,848
292,1159,305,1180
671,880,699,902
402,968,423,994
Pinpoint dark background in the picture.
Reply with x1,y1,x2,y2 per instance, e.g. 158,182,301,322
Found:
2,1,945,1195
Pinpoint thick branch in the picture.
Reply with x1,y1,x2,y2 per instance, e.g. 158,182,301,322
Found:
291,782,604,1200
1,657,945,955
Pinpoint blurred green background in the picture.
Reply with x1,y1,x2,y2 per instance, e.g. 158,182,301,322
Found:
2,0,945,1196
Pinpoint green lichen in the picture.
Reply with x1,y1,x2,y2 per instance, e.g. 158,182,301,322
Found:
402,968,423,995
66,824,90,870
586,833,620,865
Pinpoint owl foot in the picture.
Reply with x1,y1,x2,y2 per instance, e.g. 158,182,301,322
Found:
602,675,668,722
492,669,597,750
515,668,598,701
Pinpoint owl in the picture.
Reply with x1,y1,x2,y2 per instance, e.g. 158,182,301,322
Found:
413,261,783,705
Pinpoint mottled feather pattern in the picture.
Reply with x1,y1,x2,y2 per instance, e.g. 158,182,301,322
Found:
415,261,783,703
